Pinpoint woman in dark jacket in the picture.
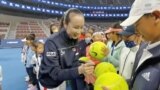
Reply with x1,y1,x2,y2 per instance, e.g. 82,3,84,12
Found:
39,8,95,90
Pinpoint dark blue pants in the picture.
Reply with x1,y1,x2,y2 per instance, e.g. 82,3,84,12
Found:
26,67,40,90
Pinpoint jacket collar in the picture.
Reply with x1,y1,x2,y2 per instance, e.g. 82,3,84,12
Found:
112,40,125,50
147,41,160,58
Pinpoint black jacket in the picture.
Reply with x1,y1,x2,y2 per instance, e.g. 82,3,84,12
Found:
39,29,87,90
78,39,92,57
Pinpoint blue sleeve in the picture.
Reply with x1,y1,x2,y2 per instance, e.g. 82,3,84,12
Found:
41,39,80,81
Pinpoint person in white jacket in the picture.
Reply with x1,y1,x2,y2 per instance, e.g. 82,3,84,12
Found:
118,25,142,82
0,65,2,90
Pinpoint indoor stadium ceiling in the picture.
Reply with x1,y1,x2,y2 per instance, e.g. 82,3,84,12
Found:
9,0,134,5
0,0,131,20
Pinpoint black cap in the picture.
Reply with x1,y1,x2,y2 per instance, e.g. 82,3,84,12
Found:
118,25,135,36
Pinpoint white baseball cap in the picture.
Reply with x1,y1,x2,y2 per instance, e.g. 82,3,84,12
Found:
121,0,160,26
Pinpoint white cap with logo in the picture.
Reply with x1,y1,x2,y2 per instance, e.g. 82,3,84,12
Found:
121,0,160,26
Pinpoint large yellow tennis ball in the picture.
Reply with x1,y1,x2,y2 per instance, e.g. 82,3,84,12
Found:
79,57,90,62
94,62,116,77
89,41,108,61
94,72,129,90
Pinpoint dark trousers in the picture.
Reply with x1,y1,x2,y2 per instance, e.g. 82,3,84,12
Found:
26,67,40,90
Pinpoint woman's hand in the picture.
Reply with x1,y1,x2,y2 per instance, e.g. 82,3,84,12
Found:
78,61,95,75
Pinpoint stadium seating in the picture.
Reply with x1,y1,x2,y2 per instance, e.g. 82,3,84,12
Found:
16,21,47,39
0,22,10,39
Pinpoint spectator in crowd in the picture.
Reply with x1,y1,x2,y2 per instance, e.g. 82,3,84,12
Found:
88,27,95,35
118,25,142,83
86,31,107,63
21,38,30,82
84,31,108,90
78,31,92,57
120,0,160,90
31,41,44,90
104,23,125,70
25,34,38,90
50,24,59,35
92,32,106,43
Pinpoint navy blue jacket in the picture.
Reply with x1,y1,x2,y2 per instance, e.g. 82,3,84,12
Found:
39,29,87,90
131,43,160,90
78,39,92,57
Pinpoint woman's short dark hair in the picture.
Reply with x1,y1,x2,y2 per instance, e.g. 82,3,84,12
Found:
59,8,83,29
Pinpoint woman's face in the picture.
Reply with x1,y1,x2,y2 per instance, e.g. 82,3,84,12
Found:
88,29,94,35
85,33,92,38
65,13,85,39
122,34,136,41
92,34,104,42
26,40,32,46
108,32,118,41
51,26,58,33
37,44,44,54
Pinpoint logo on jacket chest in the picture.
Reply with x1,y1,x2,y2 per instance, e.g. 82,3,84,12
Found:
59,48,79,56
46,52,57,57
72,47,76,52
72,47,79,56
60,50,65,56
141,72,150,81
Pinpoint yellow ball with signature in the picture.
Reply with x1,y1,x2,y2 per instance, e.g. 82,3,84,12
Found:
89,41,108,61
94,72,129,90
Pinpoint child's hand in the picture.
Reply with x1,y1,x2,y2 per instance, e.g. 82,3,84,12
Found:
78,61,95,75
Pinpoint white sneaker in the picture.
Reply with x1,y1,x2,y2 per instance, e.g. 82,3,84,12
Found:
25,76,30,82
